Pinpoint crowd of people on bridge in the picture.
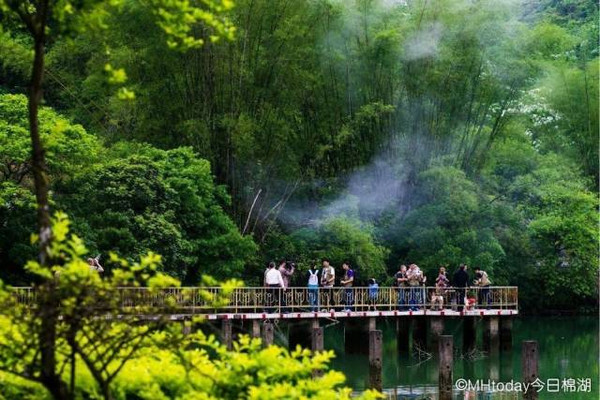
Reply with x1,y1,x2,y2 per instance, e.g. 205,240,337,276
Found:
263,259,492,313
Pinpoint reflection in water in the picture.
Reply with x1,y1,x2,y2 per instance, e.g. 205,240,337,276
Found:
328,317,598,399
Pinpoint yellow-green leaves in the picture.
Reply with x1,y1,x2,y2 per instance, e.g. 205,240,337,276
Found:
104,63,128,84
147,0,236,51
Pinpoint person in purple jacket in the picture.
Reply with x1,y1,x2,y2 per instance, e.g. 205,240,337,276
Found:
340,261,354,312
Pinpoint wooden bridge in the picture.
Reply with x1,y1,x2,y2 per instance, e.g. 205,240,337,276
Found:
12,285,518,320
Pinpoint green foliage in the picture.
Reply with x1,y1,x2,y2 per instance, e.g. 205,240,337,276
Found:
388,167,506,279
0,0,597,313
64,145,257,282
291,216,389,283
0,214,379,399
0,93,102,281
0,94,256,284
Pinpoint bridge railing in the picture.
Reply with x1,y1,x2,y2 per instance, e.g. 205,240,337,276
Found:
10,286,518,314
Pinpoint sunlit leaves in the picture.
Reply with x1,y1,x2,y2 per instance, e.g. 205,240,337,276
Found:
147,0,236,50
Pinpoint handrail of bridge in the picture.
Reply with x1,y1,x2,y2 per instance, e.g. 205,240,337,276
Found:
9,286,518,314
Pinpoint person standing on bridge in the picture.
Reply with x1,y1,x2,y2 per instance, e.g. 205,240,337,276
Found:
88,256,104,273
431,266,449,310
340,262,354,312
307,263,320,312
278,260,295,312
452,264,469,312
395,265,408,310
320,258,335,311
473,267,491,309
407,264,424,311
264,262,284,313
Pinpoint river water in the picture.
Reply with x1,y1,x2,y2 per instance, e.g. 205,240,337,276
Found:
322,316,598,399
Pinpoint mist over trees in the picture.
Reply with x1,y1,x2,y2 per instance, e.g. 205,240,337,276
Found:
0,0,597,312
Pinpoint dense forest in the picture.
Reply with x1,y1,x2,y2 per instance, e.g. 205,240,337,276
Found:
0,0,598,313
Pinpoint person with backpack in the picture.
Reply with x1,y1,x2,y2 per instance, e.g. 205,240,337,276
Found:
368,278,379,311
307,263,320,312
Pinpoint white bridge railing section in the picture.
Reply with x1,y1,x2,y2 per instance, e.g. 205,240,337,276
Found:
10,286,518,314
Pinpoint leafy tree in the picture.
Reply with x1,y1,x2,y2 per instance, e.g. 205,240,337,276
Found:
290,216,389,284
386,166,506,280
0,93,101,282
0,94,256,283
63,145,257,283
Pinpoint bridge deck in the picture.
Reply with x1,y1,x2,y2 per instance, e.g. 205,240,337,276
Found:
189,308,517,321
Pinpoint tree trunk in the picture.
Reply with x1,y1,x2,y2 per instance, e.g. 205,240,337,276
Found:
27,5,65,396
29,32,52,265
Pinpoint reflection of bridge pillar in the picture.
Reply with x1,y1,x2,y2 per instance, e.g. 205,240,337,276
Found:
396,319,409,354
221,319,233,350
251,320,261,339
262,321,274,347
462,317,476,354
500,317,513,352
368,329,383,391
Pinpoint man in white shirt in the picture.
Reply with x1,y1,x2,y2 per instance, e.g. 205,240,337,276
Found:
264,262,284,312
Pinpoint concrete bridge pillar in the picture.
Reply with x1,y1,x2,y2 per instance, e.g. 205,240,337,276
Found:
368,317,377,331
438,335,453,400
221,319,233,350
522,341,539,400
262,321,274,347
368,329,383,391
182,320,192,335
251,320,261,339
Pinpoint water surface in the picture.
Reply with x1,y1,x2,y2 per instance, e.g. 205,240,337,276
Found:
323,316,598,399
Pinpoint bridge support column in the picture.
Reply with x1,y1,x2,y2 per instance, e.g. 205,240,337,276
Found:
182,320,192,335
251,320,261,339
484,317,499,354
368,329,383,391
262,321,274,347
311,321,324,378
430,317,444,348
500,317,513,352
522,341,539,400
312,326,324,352
463,317,476,354
396,319,409,354
221,319,233,350
438,335,453,400
368,317,376,331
